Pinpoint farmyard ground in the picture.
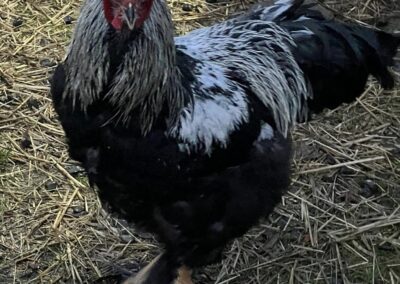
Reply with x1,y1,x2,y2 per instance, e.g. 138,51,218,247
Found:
0,0,399,283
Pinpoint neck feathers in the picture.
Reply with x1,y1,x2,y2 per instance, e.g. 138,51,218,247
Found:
63,0,187,133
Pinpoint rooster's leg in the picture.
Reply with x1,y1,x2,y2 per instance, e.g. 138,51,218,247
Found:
174,266,194,284
122,255,194,284
122,254,162,284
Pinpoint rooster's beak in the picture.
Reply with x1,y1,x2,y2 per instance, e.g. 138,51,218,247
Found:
124,3,136,30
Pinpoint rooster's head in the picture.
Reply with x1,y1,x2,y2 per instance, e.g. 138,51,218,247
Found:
103,0,154,31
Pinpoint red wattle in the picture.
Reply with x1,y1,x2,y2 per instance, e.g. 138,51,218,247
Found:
111,17,123,30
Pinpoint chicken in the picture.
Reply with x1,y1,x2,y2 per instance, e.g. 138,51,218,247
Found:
50,0,399,283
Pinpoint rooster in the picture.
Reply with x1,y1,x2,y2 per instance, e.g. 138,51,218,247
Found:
51,0,399,283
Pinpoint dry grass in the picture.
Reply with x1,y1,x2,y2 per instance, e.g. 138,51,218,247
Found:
0,0,399,283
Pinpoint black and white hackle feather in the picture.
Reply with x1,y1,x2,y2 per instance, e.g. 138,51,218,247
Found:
51,0,399,283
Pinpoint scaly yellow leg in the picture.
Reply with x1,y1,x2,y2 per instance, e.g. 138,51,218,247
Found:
174,266,194,284
122,255,162,284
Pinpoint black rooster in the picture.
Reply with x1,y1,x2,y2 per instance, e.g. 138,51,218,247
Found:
51,0,399,283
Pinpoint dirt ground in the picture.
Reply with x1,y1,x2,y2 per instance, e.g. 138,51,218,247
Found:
0,0,399,283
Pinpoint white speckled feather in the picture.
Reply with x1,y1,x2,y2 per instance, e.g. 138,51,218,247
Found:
172,19,310,153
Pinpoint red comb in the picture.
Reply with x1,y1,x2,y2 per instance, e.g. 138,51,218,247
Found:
103,0,114,23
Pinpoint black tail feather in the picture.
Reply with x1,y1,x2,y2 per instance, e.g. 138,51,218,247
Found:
277,3,399,115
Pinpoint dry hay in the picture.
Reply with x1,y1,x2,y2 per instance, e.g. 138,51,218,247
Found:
0,0,399,283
